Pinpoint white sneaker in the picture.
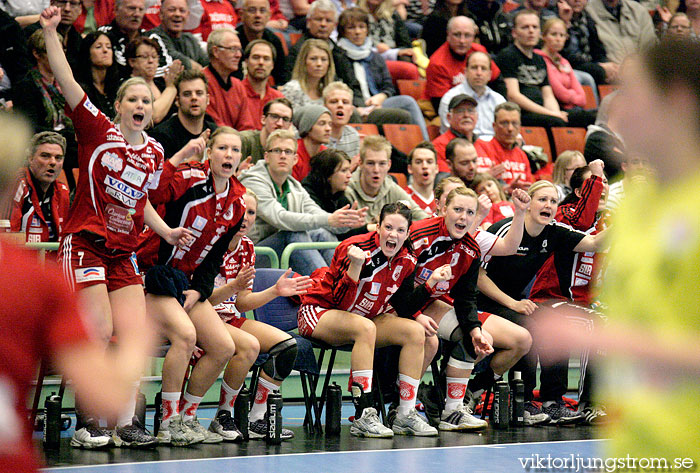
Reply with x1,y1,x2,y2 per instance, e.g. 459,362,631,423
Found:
392,409,438,437
183,417,223,444
70,424,112,449
439,405,488,431
349,407,393,438
157,414,201,446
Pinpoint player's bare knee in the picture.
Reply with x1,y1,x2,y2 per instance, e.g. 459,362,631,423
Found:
355,317,376,343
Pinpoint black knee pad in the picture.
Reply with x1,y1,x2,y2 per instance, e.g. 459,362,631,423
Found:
450,338,477,365
262,337,297,381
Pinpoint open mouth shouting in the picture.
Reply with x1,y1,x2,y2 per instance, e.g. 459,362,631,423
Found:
132,112,145,127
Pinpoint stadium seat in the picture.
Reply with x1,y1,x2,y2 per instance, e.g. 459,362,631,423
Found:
396,79,426,101
289,32,303,46
383,123,423,155
521,126,553,163
502,0,519,12
598,84,618,101
427,124,440,141
390,172,407,188
350,123,379,138
551,127,587,155
582,85,597,109
273,31,289,56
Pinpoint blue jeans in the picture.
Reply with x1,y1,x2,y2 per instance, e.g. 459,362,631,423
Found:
384,95,430,141
256,228,336,275
573,69,599,106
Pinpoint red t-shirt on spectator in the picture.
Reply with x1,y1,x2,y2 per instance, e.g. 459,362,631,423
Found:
474,138,533,186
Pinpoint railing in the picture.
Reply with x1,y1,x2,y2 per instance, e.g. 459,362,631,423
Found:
279,241,340,270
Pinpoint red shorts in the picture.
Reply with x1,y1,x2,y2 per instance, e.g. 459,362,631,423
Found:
227,316,247,328
478,311,493,324
297,304,329,337
59,232,141,292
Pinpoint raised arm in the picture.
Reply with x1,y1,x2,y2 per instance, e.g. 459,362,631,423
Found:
489,189,530,256
40,7,84,110
572,225,610,253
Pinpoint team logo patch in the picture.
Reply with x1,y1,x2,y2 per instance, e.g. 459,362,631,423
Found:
414,237,429,250
101,152,123,173
75,267,105,283
223,203,234,220
392,265,403,281
447,383,466,400
419,267,433,281
121,165,146,187
83,98,99,117
450,253,460,267
192,215,208,231
369,282,381,295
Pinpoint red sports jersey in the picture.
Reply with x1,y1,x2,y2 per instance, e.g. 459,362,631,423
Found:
474,138,533,186
530,176,606,304
9,168,70,243
62,94,165,252
410,216,482,333
141,0,161,30
141,160,246,297
301,232,420,319
403,185,437,215
0,240,91,473
482,200,515,227
213,236,256,322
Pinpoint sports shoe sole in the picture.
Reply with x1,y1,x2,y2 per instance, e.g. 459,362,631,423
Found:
438,420,487,431
69,437,111,449
349,425,394,438
392,426,438,437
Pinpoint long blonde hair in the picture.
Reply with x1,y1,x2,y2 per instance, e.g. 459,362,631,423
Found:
358,0,394,21
292,39,336,98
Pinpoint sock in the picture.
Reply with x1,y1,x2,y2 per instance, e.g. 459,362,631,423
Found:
444,377,469,412
397,374,419,416
494,372,503,381
160,392,180,428
250,377,277,422
218,379,241,415
180,391,203,422
117,384,139,428
352,369,373,393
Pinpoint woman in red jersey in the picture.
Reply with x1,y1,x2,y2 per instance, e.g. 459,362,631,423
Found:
299,202,446,438
41,6,191,449
410,186,534,430
140,127,247,446
207,189,313,441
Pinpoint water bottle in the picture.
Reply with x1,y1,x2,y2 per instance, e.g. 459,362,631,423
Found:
492,380,510,429
266,392,283,444
43,393,62,449
510,371,525,427
325,383,342,436
234,385,250,441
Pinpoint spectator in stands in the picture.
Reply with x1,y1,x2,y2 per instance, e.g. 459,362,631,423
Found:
150,69,218,159
240,97,294,165
404,142,439,214
445,138,478,187
336,7,428,139
424,16,500,113
470,172,514,229
0,10,32,98
496,10,593,129
242,40,285,129
507,0,557,25
12,29,79,188
323,81,361,160
536,18,597,118
74,0,115,35
439,51,506,137
345,135,429,223
235,0,287,85
24,0,83,68
75,31,121,118
126,36,182,124
552,150,587,202
98,0,146,80
357,0,420,79
8,131,70,243
421,0,473,57
203,28,257,130
239,129,366,275
466,0,510,55
585,0,657,64
475,101,533,191
403,0,434,38
433,94,479,174
148,0,209,76
558,0,618,87
584,91,624,179
678,0,700,36
284,0,365,106
292,104,332,181
666,12,694,37
605,154,649,213
189,0,238,44
302,148,356,217
282,39,335,109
